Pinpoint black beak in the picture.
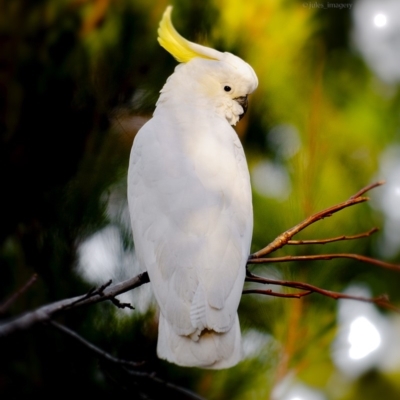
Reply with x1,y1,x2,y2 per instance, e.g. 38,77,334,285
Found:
235,95,248,120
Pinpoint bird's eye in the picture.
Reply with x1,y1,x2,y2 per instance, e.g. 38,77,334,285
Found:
224,86,232,92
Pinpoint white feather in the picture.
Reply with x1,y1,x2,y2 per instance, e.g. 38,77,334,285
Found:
128,39,257,369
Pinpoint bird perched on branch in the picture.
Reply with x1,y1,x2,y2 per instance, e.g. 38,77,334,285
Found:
127,6,258,369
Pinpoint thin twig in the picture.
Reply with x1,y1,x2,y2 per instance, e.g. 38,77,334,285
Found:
251,181,385,259
0,274,38,315
251,197,368,258
245,274,399,312
110,298,135,310
349,180,385,199
49,320,143,368
122,369,207,400
243,289,313,298
287,228,379,245
47,312,204,400
247,253,400,272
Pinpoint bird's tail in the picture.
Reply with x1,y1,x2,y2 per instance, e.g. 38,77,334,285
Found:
157,313,243,369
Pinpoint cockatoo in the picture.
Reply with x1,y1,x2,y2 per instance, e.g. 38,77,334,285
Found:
127,6,258,369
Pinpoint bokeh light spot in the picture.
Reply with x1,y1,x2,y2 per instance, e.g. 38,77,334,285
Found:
373,13,387,27
348,316,381,360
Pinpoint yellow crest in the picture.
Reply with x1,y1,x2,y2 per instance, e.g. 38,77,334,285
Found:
157,6,222,63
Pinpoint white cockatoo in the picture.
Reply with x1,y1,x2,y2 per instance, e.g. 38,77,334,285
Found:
127,6,258,369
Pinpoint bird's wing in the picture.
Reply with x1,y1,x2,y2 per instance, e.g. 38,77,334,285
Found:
128,115,252,337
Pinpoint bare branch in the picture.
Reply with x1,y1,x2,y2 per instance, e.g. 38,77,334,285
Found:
245,274,399,312
287,228,379,246
0,272,149,338
247,253,400,272
49,320,143,368
0,274,38,315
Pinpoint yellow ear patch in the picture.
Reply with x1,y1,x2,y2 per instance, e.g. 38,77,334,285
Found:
157,6,218,63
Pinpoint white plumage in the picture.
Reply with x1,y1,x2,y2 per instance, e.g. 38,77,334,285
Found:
127,6,258,369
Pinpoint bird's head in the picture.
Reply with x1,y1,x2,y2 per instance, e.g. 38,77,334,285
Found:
157,6,258,126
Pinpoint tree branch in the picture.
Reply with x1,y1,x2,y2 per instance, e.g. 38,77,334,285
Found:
244,274,399,312
349,180,386,199
248,253,400,272
0,272,149,338
246,181,400,311
122,369,207,400
287,227,379,245
49,320,143,368
1,181,397,338
243,289,313,298
250,197,368,258
250,181,385,258
50,320,205,399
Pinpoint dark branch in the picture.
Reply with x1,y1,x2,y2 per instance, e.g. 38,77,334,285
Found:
0,274,38,315
0,272,149,337
49,321,204,400
49,320,143,368
110,298,135,310
49,291,206,400
122,369,207,400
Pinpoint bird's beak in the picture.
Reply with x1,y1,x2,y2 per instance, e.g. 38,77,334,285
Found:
235,95,248,120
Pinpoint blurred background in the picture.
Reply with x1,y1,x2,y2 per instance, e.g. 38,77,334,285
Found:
1,0,400,398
